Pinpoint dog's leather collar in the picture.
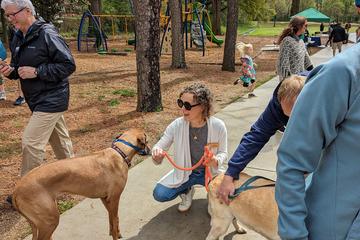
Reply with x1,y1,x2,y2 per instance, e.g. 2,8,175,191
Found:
111,143,131,167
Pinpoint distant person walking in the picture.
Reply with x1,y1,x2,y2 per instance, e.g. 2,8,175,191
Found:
320,22,324,34
356,26,360,43
276,16,313,81
329,23,347,56
325,23,334,47
233,42,257,97
345,22,352,33
0,39,7,101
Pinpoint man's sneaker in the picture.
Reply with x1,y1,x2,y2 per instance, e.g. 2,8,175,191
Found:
0,91,6,100
6,195,13,206
178,187,195,212
13,96,25,106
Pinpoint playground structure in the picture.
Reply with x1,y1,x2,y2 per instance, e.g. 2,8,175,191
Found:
77,9,136,53
77,0,223,56
161,0,224,56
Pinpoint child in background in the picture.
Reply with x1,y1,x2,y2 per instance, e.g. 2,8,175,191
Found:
0,39,7,101
233,42,257,97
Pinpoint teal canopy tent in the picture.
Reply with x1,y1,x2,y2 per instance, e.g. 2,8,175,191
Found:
292,8,331,22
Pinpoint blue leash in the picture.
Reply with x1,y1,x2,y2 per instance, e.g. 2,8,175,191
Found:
229,176,275,200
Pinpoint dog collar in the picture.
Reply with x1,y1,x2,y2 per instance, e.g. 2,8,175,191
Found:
111,143,131,167
113,139,148,155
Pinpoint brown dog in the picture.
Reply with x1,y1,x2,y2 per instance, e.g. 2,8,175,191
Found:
206,173,279,240
12,128,150,240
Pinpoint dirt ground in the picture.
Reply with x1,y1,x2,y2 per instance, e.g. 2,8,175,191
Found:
0,35,287,239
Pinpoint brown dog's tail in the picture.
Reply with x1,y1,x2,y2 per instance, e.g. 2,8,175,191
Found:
11,192,20,212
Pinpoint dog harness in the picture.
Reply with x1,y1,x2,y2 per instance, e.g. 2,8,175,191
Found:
228,176,275,199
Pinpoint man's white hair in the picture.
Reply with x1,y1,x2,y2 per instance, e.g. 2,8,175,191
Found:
1,0,36,16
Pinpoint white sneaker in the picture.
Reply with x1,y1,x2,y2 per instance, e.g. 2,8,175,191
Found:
0,91,6,100
178,187,195,212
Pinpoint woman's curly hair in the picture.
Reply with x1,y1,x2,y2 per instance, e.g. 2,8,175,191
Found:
179,83,213,118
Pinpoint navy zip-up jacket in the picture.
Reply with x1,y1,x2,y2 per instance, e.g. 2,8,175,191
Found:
8,19,76,113
225,82,288,179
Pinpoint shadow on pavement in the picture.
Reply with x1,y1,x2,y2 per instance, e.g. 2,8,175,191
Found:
126,199,211,240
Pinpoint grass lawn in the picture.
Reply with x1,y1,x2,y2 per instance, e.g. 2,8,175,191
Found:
237,22,323,37
236,21,359,37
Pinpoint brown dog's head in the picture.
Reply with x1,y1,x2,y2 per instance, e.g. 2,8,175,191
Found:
115,128,151,156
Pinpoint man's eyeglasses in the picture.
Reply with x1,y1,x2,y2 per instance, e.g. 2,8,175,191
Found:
6,7,26,19
177,99,201,111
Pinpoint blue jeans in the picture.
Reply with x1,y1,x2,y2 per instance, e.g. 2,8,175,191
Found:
153,171,205,202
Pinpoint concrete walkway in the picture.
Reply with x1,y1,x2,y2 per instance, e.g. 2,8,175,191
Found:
25,39,356,240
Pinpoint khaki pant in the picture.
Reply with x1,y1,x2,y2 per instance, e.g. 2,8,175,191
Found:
332,41,343,56
21,111,74,176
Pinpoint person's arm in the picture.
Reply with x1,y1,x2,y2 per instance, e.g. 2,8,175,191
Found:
277,37,291,80
212,120,228,172
152,119,177,165
217,92,285,205
329,29,334,41
304,48,313,71
225,94,285,179
36,28,76,82
275,61,350,239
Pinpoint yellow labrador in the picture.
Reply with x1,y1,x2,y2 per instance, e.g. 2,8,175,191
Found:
206,173,279,240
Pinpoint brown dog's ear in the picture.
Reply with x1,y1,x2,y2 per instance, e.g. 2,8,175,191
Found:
137,133,147,146
115,133,123,139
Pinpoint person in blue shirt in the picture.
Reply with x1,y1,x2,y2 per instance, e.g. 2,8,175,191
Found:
0,39,7,100
275,3,360,239
217,75,306,204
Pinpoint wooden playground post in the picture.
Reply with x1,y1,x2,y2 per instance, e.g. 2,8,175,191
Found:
111,17,115,41
125,17,128,44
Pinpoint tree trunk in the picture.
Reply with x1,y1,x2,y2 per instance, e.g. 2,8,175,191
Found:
290,0,300,16
211,0,221,35
133,0,162,112
169,0,186,68
0,9,8,45
222,0,238,72
89,0,102,14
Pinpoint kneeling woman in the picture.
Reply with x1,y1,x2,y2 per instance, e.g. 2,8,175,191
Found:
152,83,228,212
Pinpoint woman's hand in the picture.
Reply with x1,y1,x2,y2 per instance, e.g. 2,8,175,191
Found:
152,148,165,164
18,66,37,79
205,155,218,168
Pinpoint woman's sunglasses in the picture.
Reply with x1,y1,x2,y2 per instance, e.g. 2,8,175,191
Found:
177,99,201,111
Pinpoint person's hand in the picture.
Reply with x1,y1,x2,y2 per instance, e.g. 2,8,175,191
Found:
0,62,14,77
217,175,235,205
18,66,37,79
152,148,165,164
205,155,218,168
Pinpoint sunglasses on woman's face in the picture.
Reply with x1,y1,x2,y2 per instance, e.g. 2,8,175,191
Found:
177,99,201,111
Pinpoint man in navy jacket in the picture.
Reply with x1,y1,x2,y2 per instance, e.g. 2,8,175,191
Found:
217,75,306,204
